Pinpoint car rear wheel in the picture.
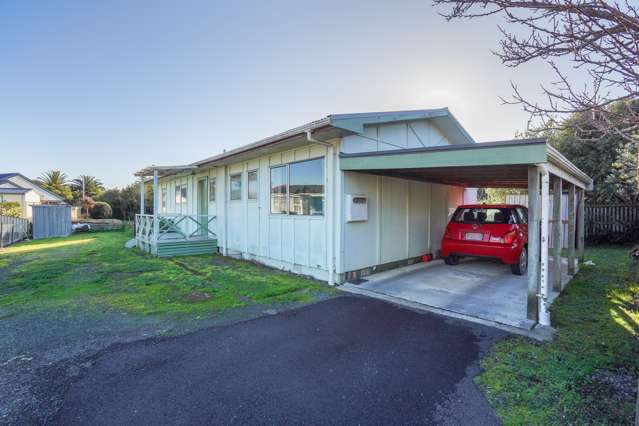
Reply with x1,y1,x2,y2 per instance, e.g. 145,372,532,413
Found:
444,255,459,266
511,247,527,275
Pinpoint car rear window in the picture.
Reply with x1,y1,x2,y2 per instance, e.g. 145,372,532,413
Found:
452,207,515,224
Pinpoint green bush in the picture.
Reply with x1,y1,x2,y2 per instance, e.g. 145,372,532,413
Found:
90,201,113,219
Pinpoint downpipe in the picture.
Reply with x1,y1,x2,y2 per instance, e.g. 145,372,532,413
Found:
538,164,551,326
306,130,336,286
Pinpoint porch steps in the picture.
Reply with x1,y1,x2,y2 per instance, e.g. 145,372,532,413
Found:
155,239,218,257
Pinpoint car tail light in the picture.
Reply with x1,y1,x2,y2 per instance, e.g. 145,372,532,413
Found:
444,227,453,239
502,230,518,245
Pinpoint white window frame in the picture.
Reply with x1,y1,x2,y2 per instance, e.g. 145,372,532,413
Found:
229,173,242,201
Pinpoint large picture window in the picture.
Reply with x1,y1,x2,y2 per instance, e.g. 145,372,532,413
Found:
270,166,287,214
269,157,324,216
230,174,242,201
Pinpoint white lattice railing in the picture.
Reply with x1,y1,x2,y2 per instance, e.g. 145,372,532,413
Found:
135,214,217,244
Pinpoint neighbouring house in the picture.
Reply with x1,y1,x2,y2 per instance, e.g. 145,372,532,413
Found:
135,108,592,331
0,173,66,219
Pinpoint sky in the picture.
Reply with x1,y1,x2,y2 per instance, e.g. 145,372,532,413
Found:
1,0,572,188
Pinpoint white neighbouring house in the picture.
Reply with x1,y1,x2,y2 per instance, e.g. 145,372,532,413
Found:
134,108,592,328
0,173,66,219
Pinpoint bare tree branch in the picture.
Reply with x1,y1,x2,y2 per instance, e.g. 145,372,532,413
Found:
433,0,639,143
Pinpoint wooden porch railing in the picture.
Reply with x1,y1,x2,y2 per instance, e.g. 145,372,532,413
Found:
135,214,217,244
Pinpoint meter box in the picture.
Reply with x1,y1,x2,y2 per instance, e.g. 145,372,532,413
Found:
346,194,368,222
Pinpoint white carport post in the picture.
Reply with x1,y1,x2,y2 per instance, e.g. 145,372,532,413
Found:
552,177,563,291
527,167,540,323
567,184,577,275
152,169,159,245
139,179,145,214
539,165,551,326
577,188,585,262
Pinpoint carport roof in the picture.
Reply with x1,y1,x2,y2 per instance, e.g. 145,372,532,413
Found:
340,138,593,190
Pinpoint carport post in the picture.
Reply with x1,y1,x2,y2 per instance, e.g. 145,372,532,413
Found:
539,166,551,326
552,177,563,291
139,179,145,215
577,188,585,262
526,166,540,323
568,184,576,275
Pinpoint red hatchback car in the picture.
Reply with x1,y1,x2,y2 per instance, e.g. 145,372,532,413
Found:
441,204,528,275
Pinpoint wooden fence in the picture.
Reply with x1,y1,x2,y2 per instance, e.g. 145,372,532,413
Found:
32,205,72,239
585,204,639,243
0,215,30,248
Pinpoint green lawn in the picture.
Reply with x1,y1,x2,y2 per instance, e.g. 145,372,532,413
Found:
0,230,334,316
477,246,639,425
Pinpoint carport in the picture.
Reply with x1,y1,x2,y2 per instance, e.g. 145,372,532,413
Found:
339,138,593,330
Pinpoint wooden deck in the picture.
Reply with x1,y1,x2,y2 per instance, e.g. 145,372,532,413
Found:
136,214,218,257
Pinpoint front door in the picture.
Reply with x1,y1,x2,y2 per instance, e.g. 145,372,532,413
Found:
197,178,208,236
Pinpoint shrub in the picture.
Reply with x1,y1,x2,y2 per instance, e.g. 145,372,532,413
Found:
0,201,21,217
90,201,113,219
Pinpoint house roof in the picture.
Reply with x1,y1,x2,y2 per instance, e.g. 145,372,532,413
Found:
136,108,474,177
0,172,66,202
0,187,30,195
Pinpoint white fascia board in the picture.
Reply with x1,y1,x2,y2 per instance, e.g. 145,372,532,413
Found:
546,145,593,190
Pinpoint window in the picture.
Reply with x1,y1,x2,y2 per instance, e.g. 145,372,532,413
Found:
180,185,188,205
289,158,324,216
270,166,287,214
209,178,216,202
230,174,242,200
269,157,325,216
248,170,258,200
175,186,182,204
452,207,515,224
516,207,528,224
161,187,167,213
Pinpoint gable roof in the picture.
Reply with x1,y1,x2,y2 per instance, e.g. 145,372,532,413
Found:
0,173,66,203
138,108,474,177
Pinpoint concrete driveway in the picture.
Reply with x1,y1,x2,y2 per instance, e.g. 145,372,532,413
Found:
53,296,505,425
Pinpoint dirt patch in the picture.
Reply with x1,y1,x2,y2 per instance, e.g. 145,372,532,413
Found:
183,291,212,303
580,368,638,424
170,259,207,276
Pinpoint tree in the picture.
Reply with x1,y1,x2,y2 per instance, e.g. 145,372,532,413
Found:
90,201,113,219
433,0,639,143
521,106,638,203
36,170,73,202
71,175,105,202
0,201,21,217
98,183,152,220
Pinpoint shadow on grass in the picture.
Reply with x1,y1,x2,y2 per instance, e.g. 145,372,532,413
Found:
476,245,639,425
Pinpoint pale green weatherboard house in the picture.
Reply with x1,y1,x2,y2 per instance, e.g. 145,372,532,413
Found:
134,108,592,331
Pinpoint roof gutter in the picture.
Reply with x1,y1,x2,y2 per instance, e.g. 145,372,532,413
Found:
305,130,332,147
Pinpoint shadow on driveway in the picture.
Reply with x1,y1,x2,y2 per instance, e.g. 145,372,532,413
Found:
54,296,506,425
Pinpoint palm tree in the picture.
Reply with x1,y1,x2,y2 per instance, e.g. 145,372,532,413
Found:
71,175,105,199
36,170,73,202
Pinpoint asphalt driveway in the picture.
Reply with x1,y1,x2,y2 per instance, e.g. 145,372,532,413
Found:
53,296,506,425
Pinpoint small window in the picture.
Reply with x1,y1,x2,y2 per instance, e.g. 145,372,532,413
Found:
175,186,181,204
180,185,188,205
209,178,216,202
248,170,258,200
289,158,324,216
161,187,167,213
230,174,242,201
270,166,287,214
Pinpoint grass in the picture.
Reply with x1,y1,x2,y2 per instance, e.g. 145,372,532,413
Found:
477,246,639,425
0,230,334,316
